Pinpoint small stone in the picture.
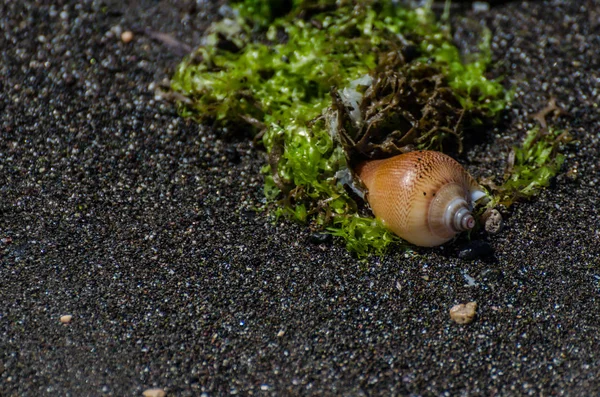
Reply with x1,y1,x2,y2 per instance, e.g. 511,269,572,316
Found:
60,315,73,324
277,330,285,337
449,302,477,324
458,240,493,260
566,163,579,181
121,31,134,44
472,2,490,13
483,208,503,235
309,232,332,244
142,388,166,397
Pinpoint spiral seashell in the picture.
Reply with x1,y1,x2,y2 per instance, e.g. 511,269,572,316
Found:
357,150,487,247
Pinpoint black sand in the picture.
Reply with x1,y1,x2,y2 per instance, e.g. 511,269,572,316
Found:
1,1,599,395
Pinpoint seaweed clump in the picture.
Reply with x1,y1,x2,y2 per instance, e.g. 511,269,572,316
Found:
332,64,468,168
483,126,572,208
171,0,511,255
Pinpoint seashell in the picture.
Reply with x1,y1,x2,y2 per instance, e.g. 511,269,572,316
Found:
482,208,504,235
356,150,486,247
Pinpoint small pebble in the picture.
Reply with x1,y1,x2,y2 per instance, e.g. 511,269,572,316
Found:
309,232,332,244
483,209,503,235
142,388,166,397
458,240,493,260
449,302,477,324
566,163,578,181
121,31,134,44
60,315,73,324
472,2,490,13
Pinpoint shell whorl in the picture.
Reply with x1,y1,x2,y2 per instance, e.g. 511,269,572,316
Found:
357,150,484,247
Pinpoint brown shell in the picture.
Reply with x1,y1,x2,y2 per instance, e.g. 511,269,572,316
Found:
356,150,482,247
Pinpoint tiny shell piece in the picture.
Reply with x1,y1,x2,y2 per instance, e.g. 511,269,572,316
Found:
483,208,503,235
143,389,166,397
121,31,134,44
60,315,73,324
449,302,477,324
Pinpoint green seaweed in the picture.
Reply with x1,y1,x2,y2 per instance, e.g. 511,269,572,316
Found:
328,216,404,257
171,1,511,255
484,126,571,207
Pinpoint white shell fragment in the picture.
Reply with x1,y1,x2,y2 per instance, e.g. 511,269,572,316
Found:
60,315,73,324
483,208,504,235
142,388,166,397
339,74,374,129
121,30,134,44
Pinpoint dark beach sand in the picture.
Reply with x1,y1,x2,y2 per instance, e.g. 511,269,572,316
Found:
1,1,599,395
